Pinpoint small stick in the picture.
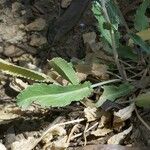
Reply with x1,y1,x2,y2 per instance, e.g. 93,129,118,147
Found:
135,106,150,131
83,122,89,146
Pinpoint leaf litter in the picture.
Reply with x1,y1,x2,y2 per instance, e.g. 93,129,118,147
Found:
0,0,150,149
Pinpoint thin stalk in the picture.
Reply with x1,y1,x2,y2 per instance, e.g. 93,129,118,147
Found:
91,79,121,88
101,1,127,80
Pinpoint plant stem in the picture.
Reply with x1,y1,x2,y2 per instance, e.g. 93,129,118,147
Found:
91,79,121,88
101,1,127,81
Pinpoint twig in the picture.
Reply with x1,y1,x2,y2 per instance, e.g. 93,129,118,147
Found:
135,106,150,131
66,124,80,144
83,122,89,146
107,71,122,79
86,122,99,133
30,117,85,150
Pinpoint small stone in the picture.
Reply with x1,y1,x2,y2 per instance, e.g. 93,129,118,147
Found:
0,25,26,43
29,34,47,47
26,18,46,31
61,0,72,8
4,45,24,57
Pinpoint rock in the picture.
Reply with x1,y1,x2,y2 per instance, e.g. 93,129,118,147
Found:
25,18,46,31
0,24,26,43
61,0,72,8
29,34,47,47
4,45,24,57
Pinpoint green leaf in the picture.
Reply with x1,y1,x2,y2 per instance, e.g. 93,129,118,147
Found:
92,1,120,47
17,82,93,108
129,33,150,54
135,92,150,108
96,83,134,107
0,58,54,82
49,57,79,85
106,0,125,26
117,45,138,61
92,2,112,45
134,0,150,31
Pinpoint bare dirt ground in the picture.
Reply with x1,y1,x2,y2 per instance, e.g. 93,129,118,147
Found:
0,0,150,150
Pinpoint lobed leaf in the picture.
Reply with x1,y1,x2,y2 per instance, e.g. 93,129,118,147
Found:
0,58,54,82
49,57,79,85
134,0,150,31
17,82,93,109
96,83,134,107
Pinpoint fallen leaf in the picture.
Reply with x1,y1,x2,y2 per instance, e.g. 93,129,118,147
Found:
0,104,21,124
43,125,66,143
9,78,28,92
98,112,112,128
113,119,125,132
11,137,37,150
51,136,68,150
76,62,108,79
91,128,112,137
108,126,133,144
82,144,145,150
114,103,135,121
91,63,108,78
84,107,97,122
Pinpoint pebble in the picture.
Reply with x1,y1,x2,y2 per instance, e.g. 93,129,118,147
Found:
25,18,46,31
3,45,24,57
29,34,47,47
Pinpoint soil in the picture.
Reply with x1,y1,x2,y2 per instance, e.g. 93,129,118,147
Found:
0,0,150,150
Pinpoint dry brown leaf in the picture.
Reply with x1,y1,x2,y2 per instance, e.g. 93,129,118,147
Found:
108,126,133,144
76,72,88,82
9,78,28,92
51,136,69,150
84,107,97,122
11,137,37,150
98,111,112,128
91,128,112,137
76,61,108,79
114,103,135,121
0,104,21,124
91,63,108,78
82,144,143,150
113,118,125,132
43,126,66,143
